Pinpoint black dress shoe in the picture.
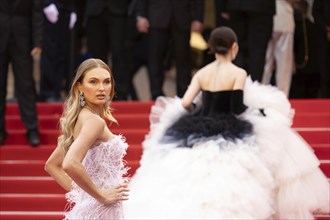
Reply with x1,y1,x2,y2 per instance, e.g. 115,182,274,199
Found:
0,131,7,146
26,130,40,147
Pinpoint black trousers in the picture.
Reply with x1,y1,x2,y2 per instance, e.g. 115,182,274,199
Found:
148,23,191,99
228,12,273,82
86,9,129,99
0,31,38,132
128,33,149,100
317,30,330,98
40,9,71,101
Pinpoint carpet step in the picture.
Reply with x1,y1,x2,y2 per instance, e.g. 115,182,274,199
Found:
292,113,330,127
3,129,148,145
315,215,330,220
0,212,328,220
3,129,329,145
5,102,153,116
6,103,62,116
0,160,140,177
5,100,328,115
1,143,328,160
0,160,327,178
0,195,329,219
5,114,150,130
0,211,63,220
0,144,143,161
3,175,330,196
290,99,330,114
320,161,330,177
0,145,58,160
5,100,329,114
5,113,330,130
5,100,329,116
0,177,65,194
0,194,65,211
314,144,330,160
297,130,330,145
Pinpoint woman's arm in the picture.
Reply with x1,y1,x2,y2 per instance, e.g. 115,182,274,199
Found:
231,70,248,114
233,69,247,90
45,145,72,191
181,73,201,111
62,116,106,201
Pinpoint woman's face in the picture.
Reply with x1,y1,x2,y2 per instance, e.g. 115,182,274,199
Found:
78,67,112,107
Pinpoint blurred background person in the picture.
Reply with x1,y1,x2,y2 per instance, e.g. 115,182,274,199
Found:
84,0,130,100
39,0,77,102
220,0,275,82
214,0,229,27
262,0,295,97
0,0,43,146
312,0,330,98
135,0,204,100
123,0,150,100
290,0,320,98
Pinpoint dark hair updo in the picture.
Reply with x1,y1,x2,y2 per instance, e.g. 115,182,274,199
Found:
208,26,238,55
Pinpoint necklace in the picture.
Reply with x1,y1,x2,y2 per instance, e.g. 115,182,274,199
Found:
84,105,102,117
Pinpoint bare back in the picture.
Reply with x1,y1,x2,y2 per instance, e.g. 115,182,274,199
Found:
197,60,247,92
181,60,247,109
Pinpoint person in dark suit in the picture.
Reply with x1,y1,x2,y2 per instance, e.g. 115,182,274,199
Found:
220,0,276,82
39,0,76,102
85,0,130,100
214,0,229,27
135,0,204,100
125,0,149,100
313,0,330,98
0,0,43,146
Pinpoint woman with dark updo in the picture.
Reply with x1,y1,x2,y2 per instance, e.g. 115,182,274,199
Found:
124,27,329,219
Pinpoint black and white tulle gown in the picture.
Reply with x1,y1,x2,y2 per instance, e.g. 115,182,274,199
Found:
124,77,330,219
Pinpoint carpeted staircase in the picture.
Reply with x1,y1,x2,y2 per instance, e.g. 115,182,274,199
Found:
0,100,329,220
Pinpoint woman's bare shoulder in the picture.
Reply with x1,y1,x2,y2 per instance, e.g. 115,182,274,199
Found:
195,61,218,78
232,65,247,77
77,109,105,129
198,60,218,72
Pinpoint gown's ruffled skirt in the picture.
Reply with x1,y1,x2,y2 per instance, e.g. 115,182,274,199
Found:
124,79,330,219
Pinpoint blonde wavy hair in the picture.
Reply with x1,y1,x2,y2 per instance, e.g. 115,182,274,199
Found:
58,58,117,153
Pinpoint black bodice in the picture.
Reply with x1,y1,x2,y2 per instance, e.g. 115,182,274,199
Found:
162,90,253,147
201,90,247,116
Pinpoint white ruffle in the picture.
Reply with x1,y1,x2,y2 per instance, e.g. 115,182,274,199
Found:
242,79,330,218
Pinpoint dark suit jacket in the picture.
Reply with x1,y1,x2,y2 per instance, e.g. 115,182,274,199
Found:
312,0,330,34
85,0,128,16
136,0,204,30
44,0,76,12
0,0,43,50
221,0,275,15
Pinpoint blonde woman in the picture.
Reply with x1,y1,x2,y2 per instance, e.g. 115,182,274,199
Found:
45,58,129,219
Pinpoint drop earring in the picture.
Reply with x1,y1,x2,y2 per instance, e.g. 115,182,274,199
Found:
80,91,85,107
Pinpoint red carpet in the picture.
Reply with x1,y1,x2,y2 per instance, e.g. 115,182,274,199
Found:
0,100,329,220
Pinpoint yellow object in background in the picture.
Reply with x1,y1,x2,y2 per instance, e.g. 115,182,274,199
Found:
190,32,207,51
